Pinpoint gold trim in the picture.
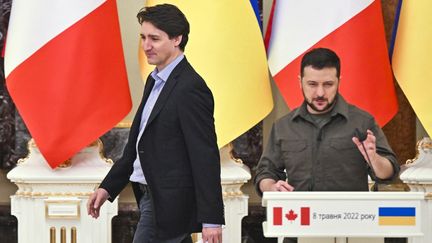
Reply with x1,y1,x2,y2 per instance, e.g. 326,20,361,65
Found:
16,191,93,197
60,227,66,243
116,121,132,128
14,183,97,197
17,139,37,165
96,139,113,164
223,191,244,198
88,140,99,147
16,137,114,166
50,227,56,243
425,193,432,200
406,138,432,164
222,183,245,198
71,227,77,243
28,138,37,147
406,140,422,164
420,137,432,149
57,159,72,168
228,143,244,164
45,200,81,219
191,233,198,242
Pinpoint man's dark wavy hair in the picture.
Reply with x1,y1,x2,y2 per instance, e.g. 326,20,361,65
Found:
301,48,341,78
137,4,189,51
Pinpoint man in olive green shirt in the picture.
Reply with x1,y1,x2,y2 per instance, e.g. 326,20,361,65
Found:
255,48,399,195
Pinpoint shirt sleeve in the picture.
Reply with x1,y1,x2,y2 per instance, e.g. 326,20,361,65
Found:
202,223,221,228
254,123,287,196
368,118,400,182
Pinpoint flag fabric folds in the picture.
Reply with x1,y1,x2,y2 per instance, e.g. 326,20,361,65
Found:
249,0,262,30
267,0,398,126
5,0,132,168
140,0,273,148
392,0,432,136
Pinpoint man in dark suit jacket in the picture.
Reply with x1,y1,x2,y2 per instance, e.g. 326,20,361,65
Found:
87,4,224,243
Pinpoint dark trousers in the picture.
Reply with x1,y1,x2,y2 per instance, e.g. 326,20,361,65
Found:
132,185,192,243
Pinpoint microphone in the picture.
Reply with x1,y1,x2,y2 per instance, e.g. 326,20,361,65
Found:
355,128,375,173
354,128,367,142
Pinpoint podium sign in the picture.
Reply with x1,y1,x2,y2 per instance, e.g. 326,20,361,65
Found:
262,192,425,238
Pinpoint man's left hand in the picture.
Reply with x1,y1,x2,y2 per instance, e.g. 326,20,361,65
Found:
202,226,222,243
352,129,394,179
352,129,378,165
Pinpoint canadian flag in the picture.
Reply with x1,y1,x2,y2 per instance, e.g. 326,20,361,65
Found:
5,0,131,168
266,0,397,126
273,207,310,226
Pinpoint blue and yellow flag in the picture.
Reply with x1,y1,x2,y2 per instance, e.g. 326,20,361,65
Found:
392,0,432,136
378,207,416,226
139,1,273,148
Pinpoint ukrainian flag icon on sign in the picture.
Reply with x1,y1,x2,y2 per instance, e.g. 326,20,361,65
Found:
378,207,416,226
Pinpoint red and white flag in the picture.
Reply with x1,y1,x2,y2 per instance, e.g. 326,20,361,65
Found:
267,0,397,126
5,0,131,168
273,207,310,226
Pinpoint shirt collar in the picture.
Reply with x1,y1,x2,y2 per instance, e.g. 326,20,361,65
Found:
292,94,349,121
150,54,185,82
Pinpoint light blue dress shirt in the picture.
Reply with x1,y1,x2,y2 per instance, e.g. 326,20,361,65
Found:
129,54,184,184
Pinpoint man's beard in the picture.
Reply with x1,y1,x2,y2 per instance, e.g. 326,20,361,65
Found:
304,91,338,114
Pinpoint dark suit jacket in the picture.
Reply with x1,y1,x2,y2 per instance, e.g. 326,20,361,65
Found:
99,57,225,237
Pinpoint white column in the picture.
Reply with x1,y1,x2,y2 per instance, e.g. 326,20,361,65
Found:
220,145,251,243
400,137,432,243
7,139,117,243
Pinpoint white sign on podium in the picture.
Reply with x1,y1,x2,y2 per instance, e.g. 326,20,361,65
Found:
262,192,425,238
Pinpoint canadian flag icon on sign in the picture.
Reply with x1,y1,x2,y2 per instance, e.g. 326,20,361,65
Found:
273,207,310,226
273,207,283,225
301,207,310,225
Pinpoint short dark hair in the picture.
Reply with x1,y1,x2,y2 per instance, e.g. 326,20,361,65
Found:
300,48,340,78
137,4,190,51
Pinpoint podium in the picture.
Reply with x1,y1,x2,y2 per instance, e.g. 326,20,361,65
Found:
262,192,426,242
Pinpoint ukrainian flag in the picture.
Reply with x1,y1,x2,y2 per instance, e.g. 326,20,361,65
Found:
140,0,273,148
378,207,416,226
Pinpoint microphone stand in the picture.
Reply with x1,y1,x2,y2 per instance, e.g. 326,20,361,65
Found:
355,128,376,178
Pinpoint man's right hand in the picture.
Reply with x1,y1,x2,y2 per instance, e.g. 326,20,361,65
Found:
259,178,294,192
87,188,109,219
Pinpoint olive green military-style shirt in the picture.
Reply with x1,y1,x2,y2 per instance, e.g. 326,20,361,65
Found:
254,95,399,194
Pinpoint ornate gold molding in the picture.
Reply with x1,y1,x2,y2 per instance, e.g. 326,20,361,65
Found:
50,227,56,243
96,139,113,164
45,200,80,220
227,143,244,164
421,138,432,149
223,191,244,198
191,233,198,243
15,191,93,197
14,182,98,197
71,227,77,243
406,140,422,164
17,139,36,165
16,138,113,166
58,159,72,168
406,138,432,164
222,183,245,198
61,227,67,242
